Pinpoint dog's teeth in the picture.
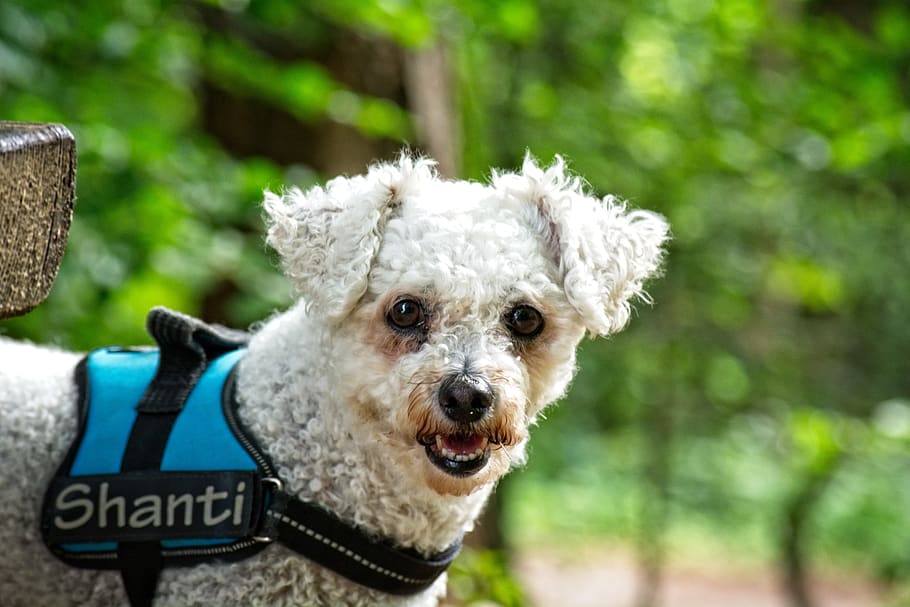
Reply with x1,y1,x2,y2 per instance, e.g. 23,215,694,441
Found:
430,435,492,463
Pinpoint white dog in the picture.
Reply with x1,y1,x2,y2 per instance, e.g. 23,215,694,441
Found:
0,154,668,606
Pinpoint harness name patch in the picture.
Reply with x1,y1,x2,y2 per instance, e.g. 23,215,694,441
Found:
45,470,257,544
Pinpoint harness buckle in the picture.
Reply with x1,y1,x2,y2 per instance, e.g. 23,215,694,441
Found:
252,477,284,543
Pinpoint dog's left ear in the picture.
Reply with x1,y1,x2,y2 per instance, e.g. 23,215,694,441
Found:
496,154,670,336
263,154,435,322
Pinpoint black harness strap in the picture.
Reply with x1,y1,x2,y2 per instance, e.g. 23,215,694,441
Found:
118,544,161,607
118,308,250,607
265,491,461,595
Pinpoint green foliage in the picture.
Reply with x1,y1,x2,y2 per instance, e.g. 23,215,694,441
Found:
452,0,909,585
0,1,295,347
2,0,908,597
448,548,527,607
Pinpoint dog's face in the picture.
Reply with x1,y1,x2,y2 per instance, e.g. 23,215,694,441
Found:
334,190,587,495
264,154,668,496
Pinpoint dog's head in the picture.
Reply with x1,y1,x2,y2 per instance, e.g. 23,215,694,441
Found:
264,153,668,496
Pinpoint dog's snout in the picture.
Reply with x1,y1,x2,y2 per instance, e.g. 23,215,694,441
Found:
438,374,493,424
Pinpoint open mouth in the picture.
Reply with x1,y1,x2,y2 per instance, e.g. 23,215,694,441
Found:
421,433,492,477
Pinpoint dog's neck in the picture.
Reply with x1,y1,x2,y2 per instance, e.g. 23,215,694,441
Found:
235,305,491,556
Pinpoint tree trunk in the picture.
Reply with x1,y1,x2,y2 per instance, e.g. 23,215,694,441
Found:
402,41,460,178
0,122,76,318
634,400,673,607
781,456,841,607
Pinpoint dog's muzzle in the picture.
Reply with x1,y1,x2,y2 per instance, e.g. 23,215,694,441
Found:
419,373,495,477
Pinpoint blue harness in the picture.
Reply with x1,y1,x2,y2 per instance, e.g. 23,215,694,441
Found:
43,347,270,558
42,307,274,606
40,307,460,606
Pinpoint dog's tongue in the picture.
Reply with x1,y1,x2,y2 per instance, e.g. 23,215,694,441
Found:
440,434,487,455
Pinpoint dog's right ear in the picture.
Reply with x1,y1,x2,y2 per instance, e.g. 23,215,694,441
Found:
263,154,436,323
495,154,670,337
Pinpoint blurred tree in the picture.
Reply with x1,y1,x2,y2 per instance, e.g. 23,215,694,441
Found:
450,0,909,603
2,0,909,605
0,0,454,346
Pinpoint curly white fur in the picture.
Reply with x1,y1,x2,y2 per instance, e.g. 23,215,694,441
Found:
0,153,668,606
494,154,668,336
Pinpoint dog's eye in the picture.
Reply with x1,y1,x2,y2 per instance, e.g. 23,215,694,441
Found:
388,299,425,331
505,305,544,339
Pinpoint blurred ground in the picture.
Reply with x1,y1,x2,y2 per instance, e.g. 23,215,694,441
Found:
513,544,884,607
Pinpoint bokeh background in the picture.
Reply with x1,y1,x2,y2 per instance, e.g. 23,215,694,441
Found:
1,1,908,606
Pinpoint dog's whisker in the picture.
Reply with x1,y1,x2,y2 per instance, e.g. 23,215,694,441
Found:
405,375,440,388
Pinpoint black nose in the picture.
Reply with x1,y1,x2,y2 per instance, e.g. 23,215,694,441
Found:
438,374,494,424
